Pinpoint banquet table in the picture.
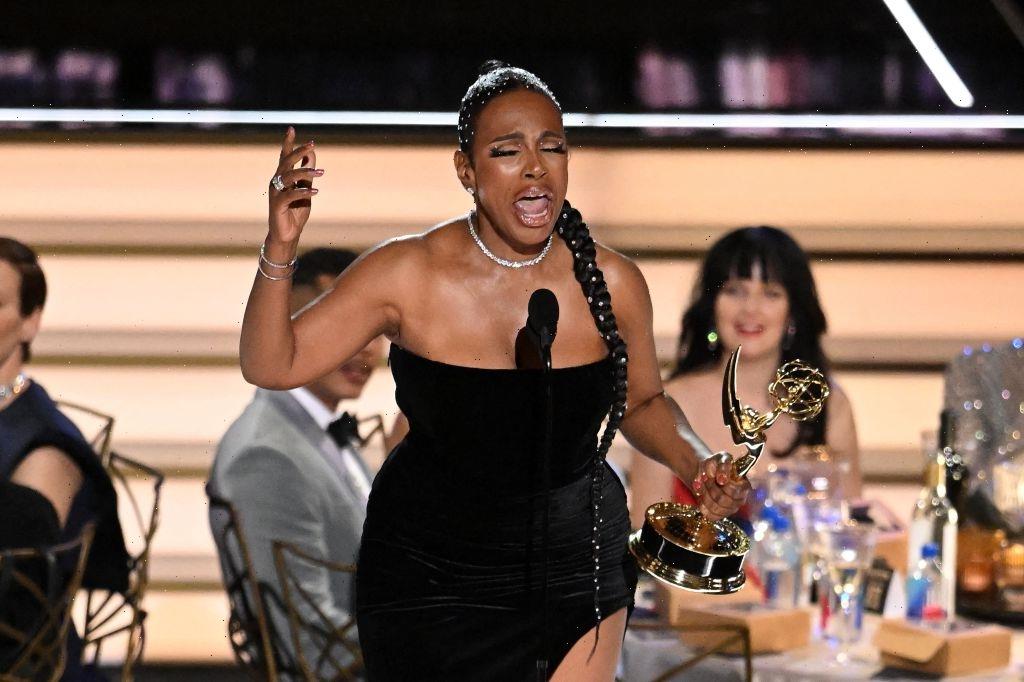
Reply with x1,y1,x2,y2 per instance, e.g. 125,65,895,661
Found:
620,614,1024,681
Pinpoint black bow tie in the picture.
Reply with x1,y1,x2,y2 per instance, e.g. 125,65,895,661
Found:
327,412,360,448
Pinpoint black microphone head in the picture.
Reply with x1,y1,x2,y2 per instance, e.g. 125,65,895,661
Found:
527,289,559,338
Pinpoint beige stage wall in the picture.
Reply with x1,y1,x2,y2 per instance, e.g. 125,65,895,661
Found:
2,143,1022,252
2,140,1021,664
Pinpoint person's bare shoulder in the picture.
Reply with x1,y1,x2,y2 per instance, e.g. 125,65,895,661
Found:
594,243,649,301
346,218,465,284
825,378,853,416
665,367,719,404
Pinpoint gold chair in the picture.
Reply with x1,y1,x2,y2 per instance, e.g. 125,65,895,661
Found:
207,493,298,681
628,620,752,682
78,452,164,681
354,414,384,448
0,524,95,682
272,540,362,682
54,401,115,467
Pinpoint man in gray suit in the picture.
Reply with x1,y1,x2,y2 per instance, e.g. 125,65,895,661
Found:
208,248,406,678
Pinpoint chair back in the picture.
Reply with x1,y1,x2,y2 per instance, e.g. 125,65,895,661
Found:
207,493,297,681
272,540,362,682
0,524,95,682
77,452,164,681
627,618,752,682
54,401,114,467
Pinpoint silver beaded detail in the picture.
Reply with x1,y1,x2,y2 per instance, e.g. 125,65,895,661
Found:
467,214,553,269
555,201,629,639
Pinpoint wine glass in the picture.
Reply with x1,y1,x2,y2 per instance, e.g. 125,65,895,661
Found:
817,520,877,669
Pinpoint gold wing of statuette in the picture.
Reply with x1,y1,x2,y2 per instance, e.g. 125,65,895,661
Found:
722,346,764,478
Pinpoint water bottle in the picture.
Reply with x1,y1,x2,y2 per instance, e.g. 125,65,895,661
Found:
789,483,811,544
906,543,946,621
761,513,801,609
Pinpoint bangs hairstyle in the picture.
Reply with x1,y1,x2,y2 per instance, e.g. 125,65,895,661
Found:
672,226,829,378
0,237,47,362
457,60,561,157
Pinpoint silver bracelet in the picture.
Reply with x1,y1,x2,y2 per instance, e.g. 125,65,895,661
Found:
257,261,294,281
260,242,298,270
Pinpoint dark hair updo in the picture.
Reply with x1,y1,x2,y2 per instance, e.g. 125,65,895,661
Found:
457,60,561,156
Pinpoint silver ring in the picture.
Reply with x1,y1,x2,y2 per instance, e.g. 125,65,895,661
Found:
271,174,287,192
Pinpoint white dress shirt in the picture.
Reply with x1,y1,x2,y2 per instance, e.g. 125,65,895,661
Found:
288,387,372,502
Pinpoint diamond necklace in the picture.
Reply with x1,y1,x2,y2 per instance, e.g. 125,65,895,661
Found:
467,213,553,269
0,373,27,400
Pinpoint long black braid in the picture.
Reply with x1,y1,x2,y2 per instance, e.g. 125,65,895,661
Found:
555,200,629,640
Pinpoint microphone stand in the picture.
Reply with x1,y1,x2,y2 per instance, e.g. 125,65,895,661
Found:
536,331,553,682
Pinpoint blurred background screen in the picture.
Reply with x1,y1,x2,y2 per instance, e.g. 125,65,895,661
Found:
2,0,1023,145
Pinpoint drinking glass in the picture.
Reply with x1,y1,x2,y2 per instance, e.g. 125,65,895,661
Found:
817,521,877,667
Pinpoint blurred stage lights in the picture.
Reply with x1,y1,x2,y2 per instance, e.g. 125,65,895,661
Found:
1,109,1023,130
881,0,975,108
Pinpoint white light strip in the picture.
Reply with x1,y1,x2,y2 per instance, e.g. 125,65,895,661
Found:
0,109,456,126
881,0,975,108
2,108,1023,130
563,113,1024,130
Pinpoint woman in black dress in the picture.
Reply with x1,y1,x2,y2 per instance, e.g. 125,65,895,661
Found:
240,62,750,680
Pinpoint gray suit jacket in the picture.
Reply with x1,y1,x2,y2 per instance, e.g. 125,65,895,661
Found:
208,389,371,675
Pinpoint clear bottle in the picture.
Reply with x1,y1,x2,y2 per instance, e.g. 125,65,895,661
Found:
761,513,801,609
789,483,811,544
907,410,959,621
906,543,946,621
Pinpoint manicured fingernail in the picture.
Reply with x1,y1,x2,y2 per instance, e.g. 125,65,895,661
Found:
310,188,318,194
716,473,728,486
692,478,702,490
314,169,325,176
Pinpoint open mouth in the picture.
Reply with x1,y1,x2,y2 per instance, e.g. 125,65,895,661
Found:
340,364,372,384
512,188,553,227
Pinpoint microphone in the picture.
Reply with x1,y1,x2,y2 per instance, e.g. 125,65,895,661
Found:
526,288,559,352
527,288,559,681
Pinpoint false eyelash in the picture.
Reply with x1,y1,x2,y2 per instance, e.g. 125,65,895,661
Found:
489,148,517,157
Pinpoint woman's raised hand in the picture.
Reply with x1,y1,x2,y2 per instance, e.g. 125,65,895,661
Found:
268,127,323,245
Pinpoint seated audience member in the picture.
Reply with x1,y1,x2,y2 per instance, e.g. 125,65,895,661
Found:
0,237,130,678
0,479,62,672
629,226,860,529
208,247,407,673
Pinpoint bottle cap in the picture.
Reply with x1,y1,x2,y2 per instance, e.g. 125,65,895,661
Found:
771,513,791,533
922,542,939,559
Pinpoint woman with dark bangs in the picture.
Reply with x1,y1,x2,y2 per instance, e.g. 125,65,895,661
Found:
629,226,861,529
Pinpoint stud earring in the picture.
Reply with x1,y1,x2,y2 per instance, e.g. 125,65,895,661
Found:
706,329,719,352
466,187,475,196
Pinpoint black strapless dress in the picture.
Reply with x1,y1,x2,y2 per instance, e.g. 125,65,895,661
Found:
356,344,637,680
